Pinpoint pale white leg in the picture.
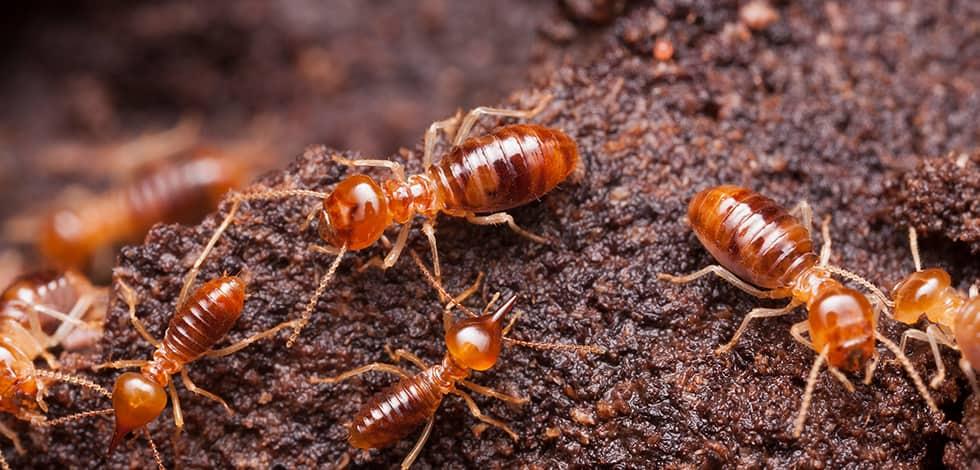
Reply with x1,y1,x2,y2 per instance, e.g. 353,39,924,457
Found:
205,320,300,357
908,226,922,271
657,265,786,299
900,327,948,388
715,302,801,354
181,369,232,415
332,154,405,181
453,97,551,146
960,358,979,396
168,380,184,432
788,200,814,238
452,389,518,441
421,220,442,292
309,363,410,384
460,380,528,405
819,216,832,267
401,415,435,470
386,347,427,370
382,221,412,268
466,212,550,244
47,292,96,346
424,114,463,168
116,280,161,347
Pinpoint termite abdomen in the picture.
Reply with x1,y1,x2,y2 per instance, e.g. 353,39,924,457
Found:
159,276,246,365
429,124,578,213
348,368,446,449
687,185,817,290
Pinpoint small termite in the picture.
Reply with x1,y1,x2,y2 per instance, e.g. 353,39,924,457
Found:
93,275,298,465
0,274,115,470
38,148,250,271
309,251,602,469
183,96,579,347
889,227,979,394
0,270,107,356
658,185,938,437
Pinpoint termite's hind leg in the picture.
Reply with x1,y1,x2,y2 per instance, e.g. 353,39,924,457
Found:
454,95,552,146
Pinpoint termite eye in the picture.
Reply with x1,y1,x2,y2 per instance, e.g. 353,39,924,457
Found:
446,316,503,371
109,372,167,452
320,175,391,251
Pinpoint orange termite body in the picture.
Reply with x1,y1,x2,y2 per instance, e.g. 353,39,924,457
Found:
107,276,245,451
687,185,874,370
38,149,248,270
318,124,578,250
890,228,980,393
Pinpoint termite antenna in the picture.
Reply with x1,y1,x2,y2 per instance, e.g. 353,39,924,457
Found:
823,265,893,308
793,346,828,438
144,428,164,470
286,244,347,347
409,249,482,319
908,227,922,272
32,408,113,427
504,337,605,354
874,331,939,414
32,369,111,398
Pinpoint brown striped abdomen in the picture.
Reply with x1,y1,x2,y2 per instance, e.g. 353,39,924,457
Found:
157,276,246,367
348,367,448,449
956,297,980,368
428,124,578,213
688,186,817,289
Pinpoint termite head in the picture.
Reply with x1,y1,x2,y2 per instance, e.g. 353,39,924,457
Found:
892,268,951,324
109,372,167,453
38,209,91,269
446,296,517,371
807,284,876,372
319,175,392,251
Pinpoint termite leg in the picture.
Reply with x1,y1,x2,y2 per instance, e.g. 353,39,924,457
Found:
309,363,411,384
452,389,518,441
715,302,801,355
465,211,550,245
168,380,184,435
501,309,522,336
385,347,427,370
900,327,949,388
421,219,443,296
423,113,463,169
658,265,787,299
331,155,406,182
448,272,486,315
960,358,979,396
0,422,24,454
382,220,412,269
818,216,832,267
875,331,939,414
453,96,552,147
205,320,301,357
401,416,435,470
789,321,853,392
180,369,232,415
48,291,97,347
117,280,161,347
459,380,528,405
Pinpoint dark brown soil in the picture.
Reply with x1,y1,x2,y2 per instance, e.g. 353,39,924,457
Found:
8,0,980,468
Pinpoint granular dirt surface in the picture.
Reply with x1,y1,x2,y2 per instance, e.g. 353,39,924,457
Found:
11,1,980,468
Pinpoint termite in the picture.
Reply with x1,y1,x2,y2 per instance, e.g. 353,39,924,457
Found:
38,148,250,271
889,227,979,394
0,274,116,470
657,185,938,437
309,251,602,469
0,270,107,355
93,274,298,465
182,96,579,347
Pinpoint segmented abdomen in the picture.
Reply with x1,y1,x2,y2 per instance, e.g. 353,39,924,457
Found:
348,367,448,449
157,276,246,367
956,297,980,368
428,124,578,213
0,271,85,334
688,186,817,289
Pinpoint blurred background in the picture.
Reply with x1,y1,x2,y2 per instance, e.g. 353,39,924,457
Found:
0,0,609,283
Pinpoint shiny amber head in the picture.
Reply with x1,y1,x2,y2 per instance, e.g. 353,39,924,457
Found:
38,209,92,269
807,284,876,372
446,296,517,371
109,372,167,453
318,175,392,251
892,268,952,324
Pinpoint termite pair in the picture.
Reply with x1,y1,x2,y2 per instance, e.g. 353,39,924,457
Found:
658,185,938,437
311,251,603,469
0,271,114,470
180,96,579,347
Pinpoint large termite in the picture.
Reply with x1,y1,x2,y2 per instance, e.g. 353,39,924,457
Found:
658,185,938,436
